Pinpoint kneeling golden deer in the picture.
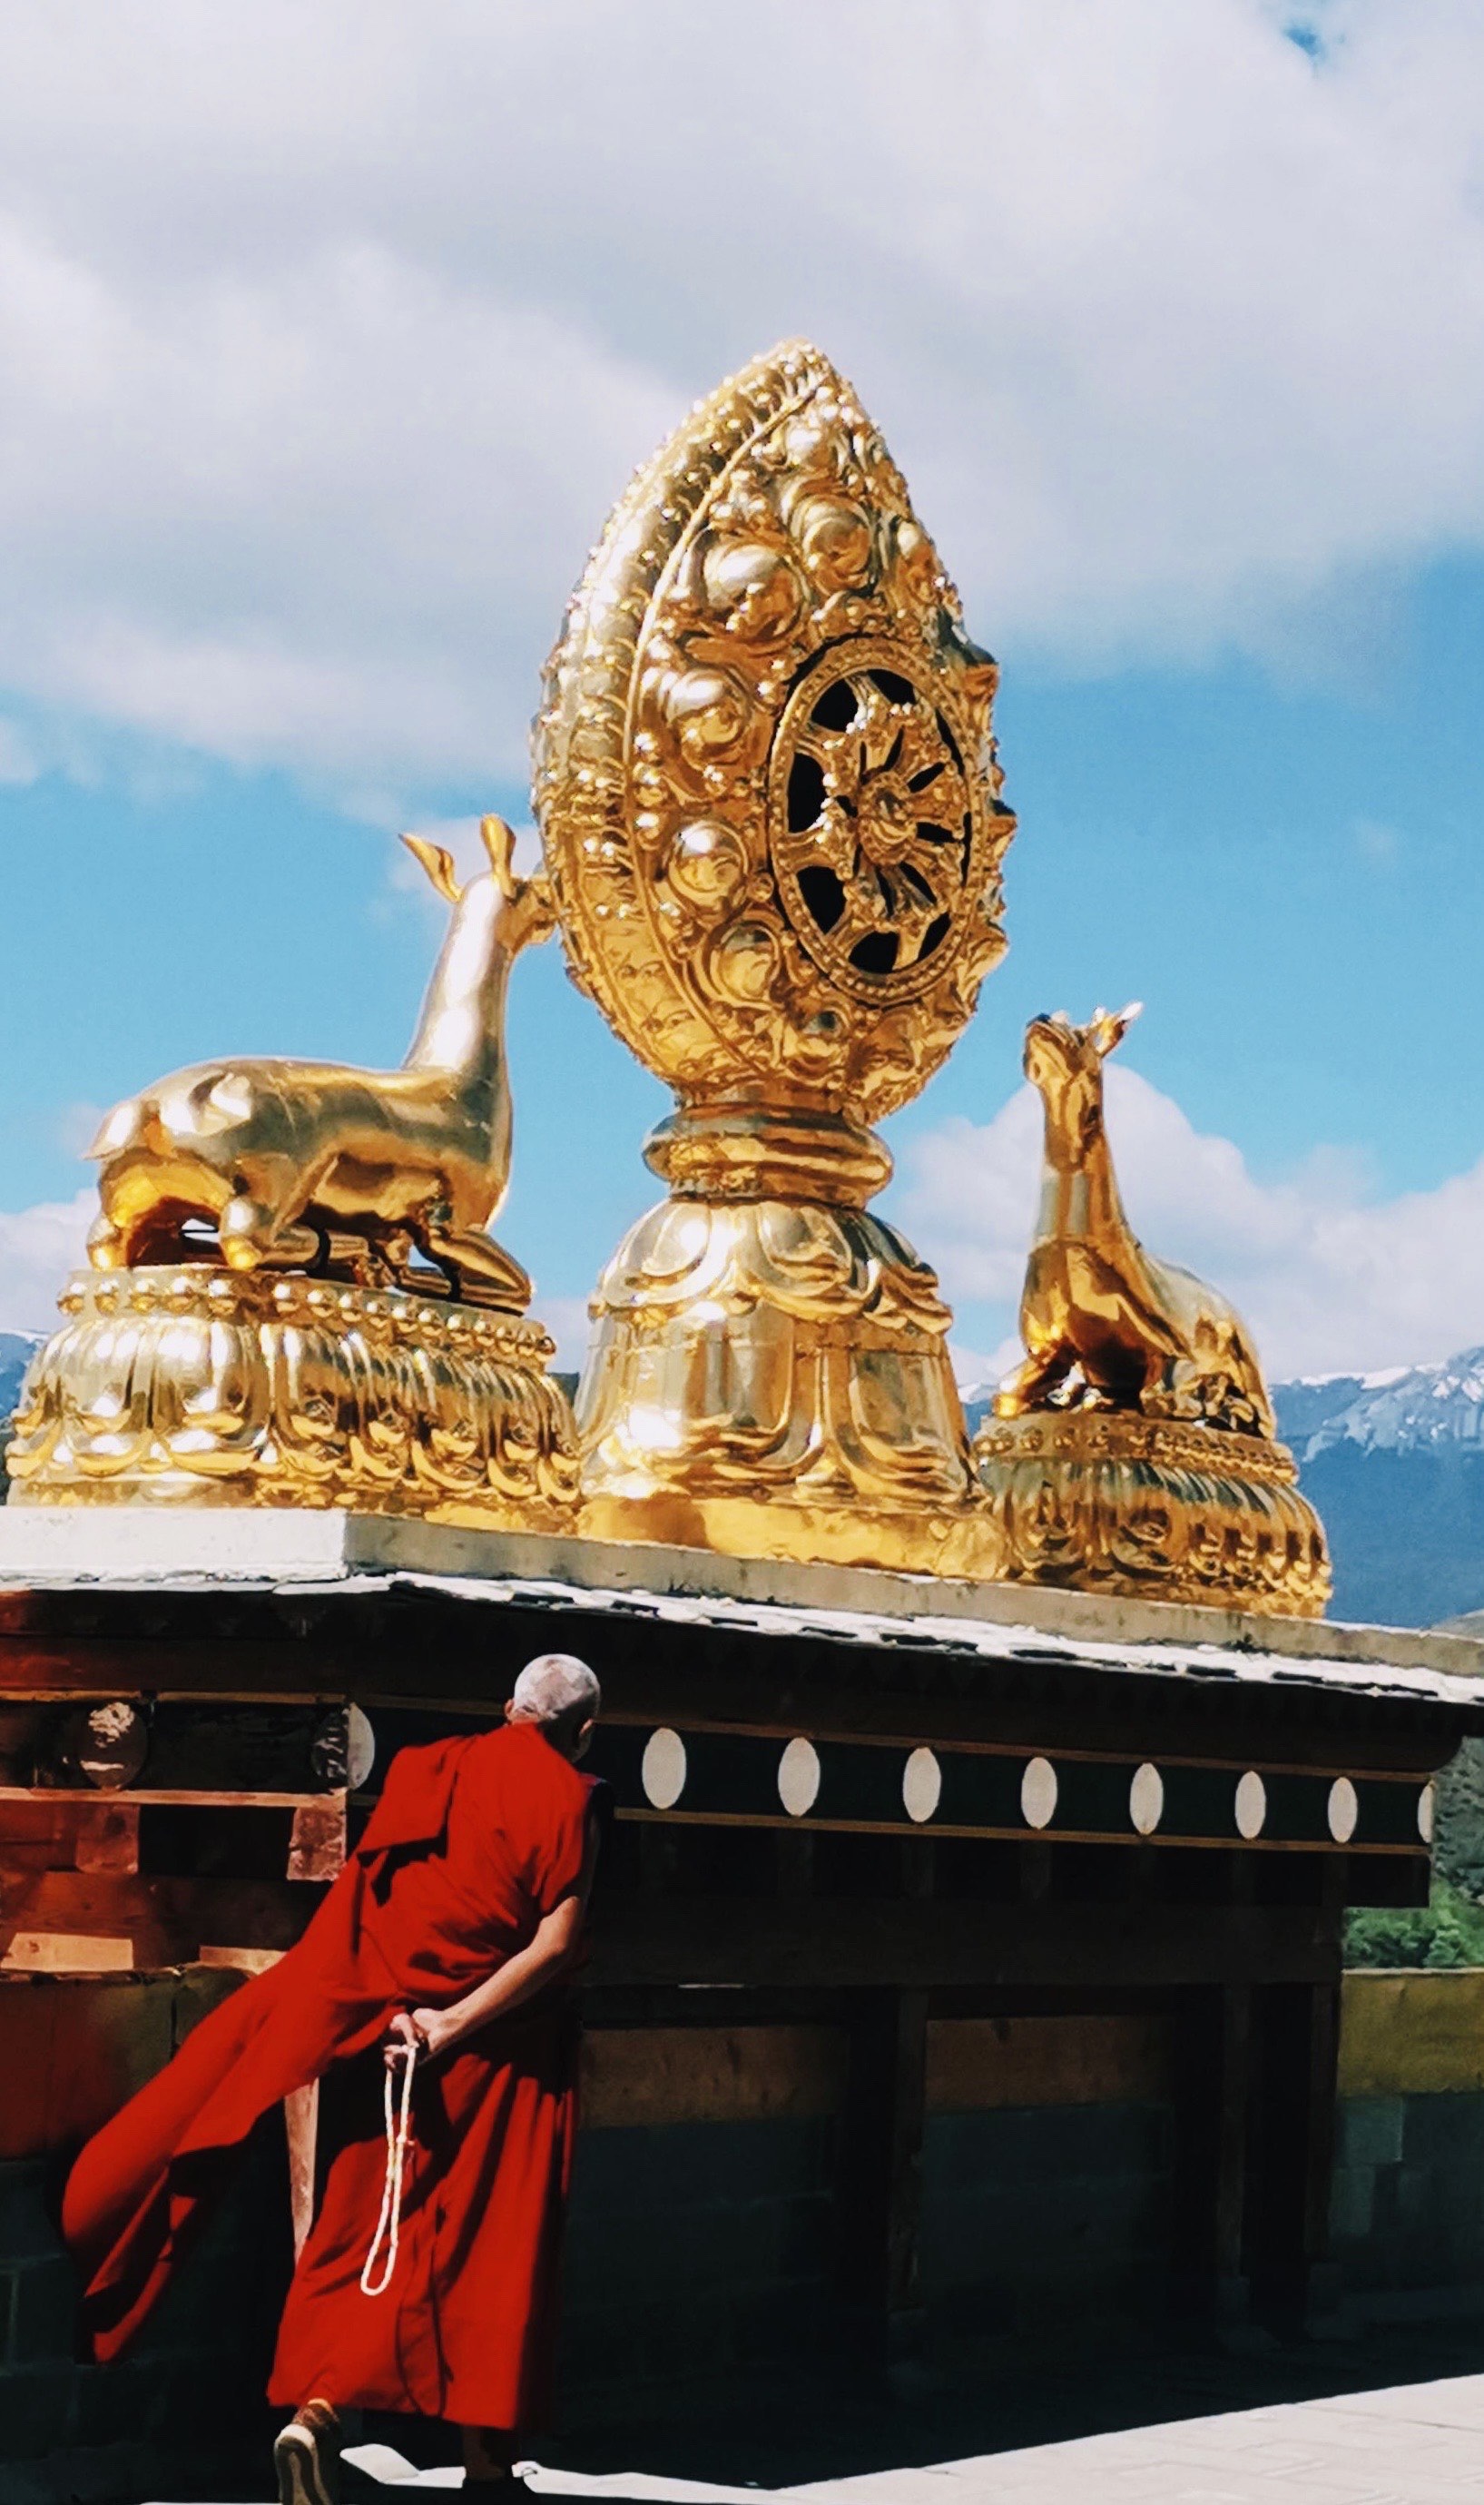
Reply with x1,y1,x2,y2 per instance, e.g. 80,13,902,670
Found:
995,1006,1275,1437
86,815,554,1309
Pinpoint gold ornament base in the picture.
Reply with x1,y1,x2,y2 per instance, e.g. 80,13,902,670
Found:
6,1266,581,1530
575,1191,1001,1581
579,1487,1003,1582
972,1409,1331,1619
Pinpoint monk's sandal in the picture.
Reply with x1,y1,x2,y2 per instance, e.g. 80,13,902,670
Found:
274,2397,342,2505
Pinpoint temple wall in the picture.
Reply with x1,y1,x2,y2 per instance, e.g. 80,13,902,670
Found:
1330,1970,1484,2318
562,2012,1180,2409
8,1974,1484,2484
919,2102,1175,2340
918,2014,1174,2341
561,2115,840,2415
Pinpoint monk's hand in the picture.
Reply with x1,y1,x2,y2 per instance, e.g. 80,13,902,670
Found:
408,2004,457,2060
383,2008,424,2071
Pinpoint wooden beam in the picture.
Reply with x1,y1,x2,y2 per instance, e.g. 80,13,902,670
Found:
0,1787,329,1810
0,1869,322,1965
926,2012,1172,2112
579,2025,846,2129
287,1801,347,1882
74,1801,140,1875
1168,1981,1253,2333
0,1602,1469,1783
0,1632,343,1701
1242,1974,1343,2332
835,1989,929,2370
586,1896,1343,1993
284,2082,319,2259
1302,1979,1342,2329
1214,1984,1253,2320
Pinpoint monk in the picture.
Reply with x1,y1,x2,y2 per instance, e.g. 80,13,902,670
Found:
63,1652,604,2505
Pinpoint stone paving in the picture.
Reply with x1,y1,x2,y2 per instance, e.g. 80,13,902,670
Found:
332,2372,1484,2505
781,2373,1484,2502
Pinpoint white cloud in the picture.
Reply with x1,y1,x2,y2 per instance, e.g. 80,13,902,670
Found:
0,1190,92,1336
0,2,1479,797
0,216,674,788
1353,816,1400,864
898,1064,1484,1384
949,1335,1027,1399
0,719,37,785
536,1294,595,1380
55,1103,105,1159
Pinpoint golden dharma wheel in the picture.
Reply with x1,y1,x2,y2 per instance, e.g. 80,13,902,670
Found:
534,340,1016,1129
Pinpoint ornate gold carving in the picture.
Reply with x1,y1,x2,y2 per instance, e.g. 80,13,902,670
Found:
536,340,1014,1123
984,1410,1297,1480
7,1267,579,1528
577,1197,1002,1580
537,340,1014,1572
973,1411,1330,1618
642,1101,893,1208
769,636,976,1006
15,816,577,1532
86,816,552,1310
977,1011,1330,1616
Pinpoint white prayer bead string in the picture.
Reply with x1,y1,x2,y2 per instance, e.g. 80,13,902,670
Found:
360,2035,418,2297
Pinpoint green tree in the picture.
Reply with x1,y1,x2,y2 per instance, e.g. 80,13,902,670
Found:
1346,1878,1484,1968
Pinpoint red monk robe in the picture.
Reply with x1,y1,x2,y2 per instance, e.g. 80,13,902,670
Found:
64,1719,600,2432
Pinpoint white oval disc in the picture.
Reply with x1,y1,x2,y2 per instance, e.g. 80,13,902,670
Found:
1021,1756,1057,1830
642,1727,688,1810
1327,1775,1359,1845
1234,1770,1267,1840
1418,1781,1436,1844
1129,1762,1164,1837
778,1736,821,1819
902,1747,942,1825
344,1704,376,1793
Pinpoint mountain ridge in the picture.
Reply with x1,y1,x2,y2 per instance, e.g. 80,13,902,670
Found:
0,1332,38,1419
1281,1348,1484,1461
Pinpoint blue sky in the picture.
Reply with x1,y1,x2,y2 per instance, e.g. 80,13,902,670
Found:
2,1,1483,1384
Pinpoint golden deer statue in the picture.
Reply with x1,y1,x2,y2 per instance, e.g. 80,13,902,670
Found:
994,1006,1276,1437
85,814,555,1310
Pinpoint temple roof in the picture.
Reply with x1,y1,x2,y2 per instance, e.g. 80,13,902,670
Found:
4,1510,1483,1720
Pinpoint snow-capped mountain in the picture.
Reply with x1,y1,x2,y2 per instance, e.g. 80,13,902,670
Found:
0,1333,40,1497
0,1332,38,1420
1277,1352,1484,1460
1270,1356,1484,1628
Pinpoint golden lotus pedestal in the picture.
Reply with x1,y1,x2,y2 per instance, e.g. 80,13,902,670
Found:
575,1109,1000,1579
972,1409,1331,1619
6,1265,581,1531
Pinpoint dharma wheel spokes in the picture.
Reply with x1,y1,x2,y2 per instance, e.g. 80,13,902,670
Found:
771,649,975,993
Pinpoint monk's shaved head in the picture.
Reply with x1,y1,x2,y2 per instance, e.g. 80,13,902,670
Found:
509,1653,602,1731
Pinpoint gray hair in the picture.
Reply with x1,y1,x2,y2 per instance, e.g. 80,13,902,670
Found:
510,1652,602,1726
